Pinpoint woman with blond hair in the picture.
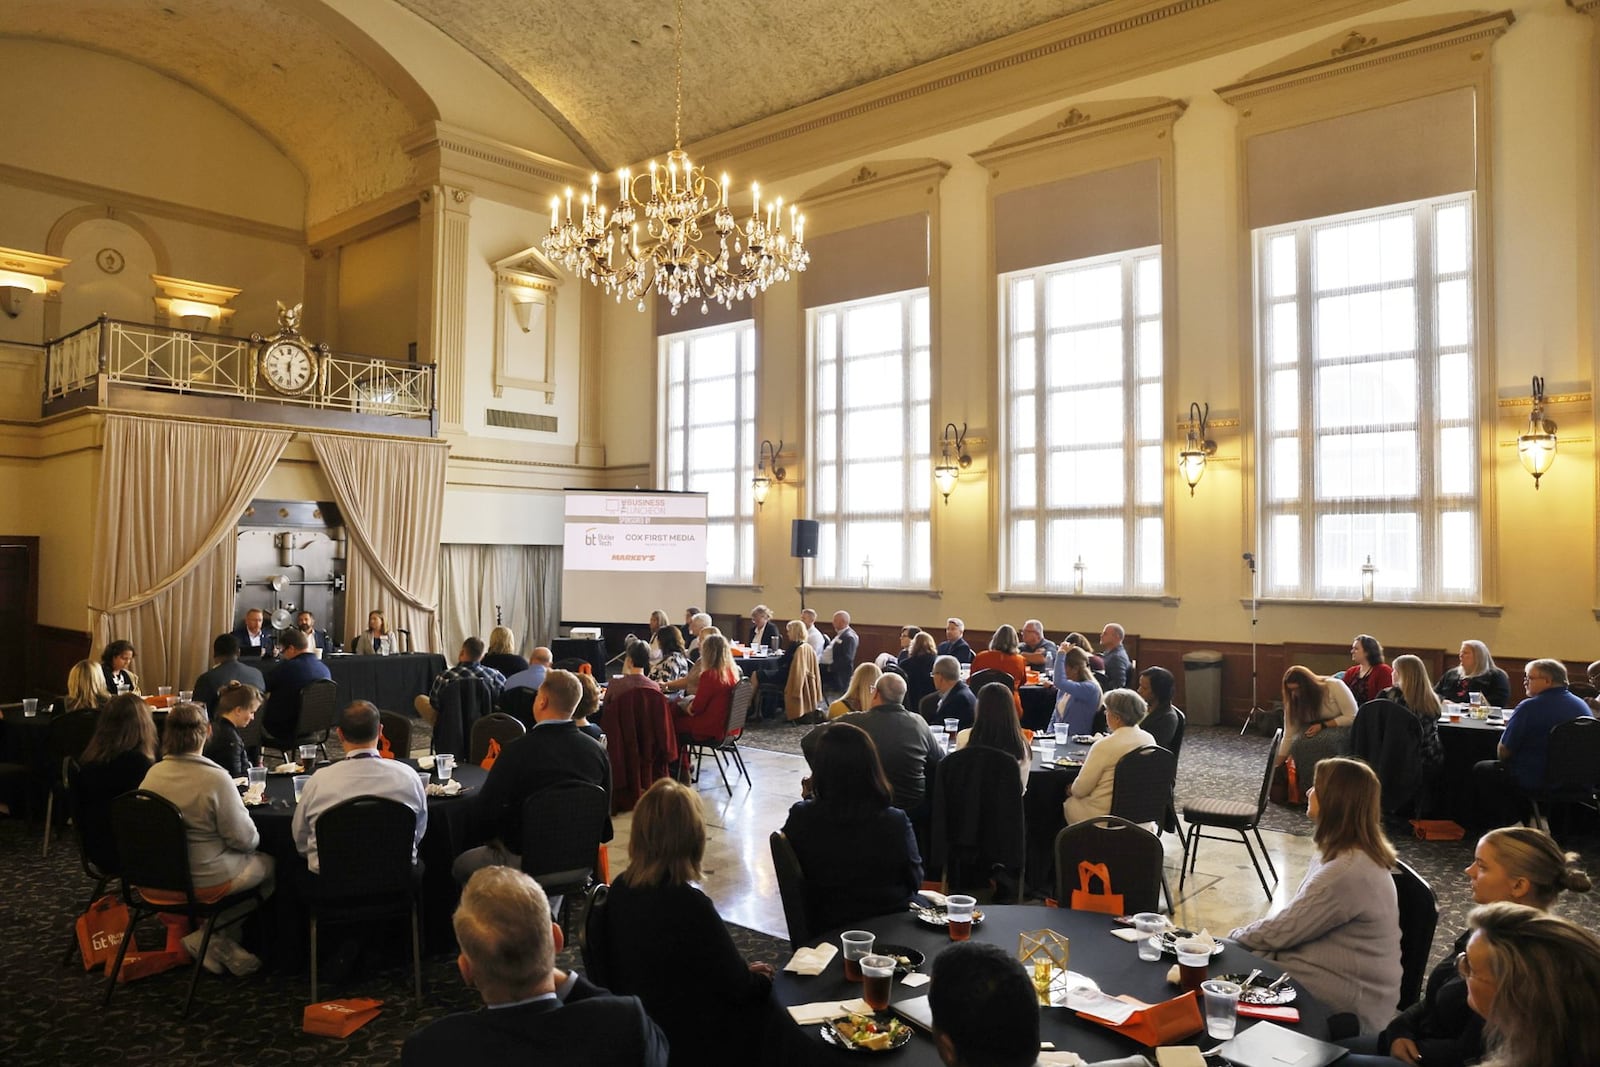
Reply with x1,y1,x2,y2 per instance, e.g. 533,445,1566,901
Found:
829,661,881,720
1461,902,1600,1067
65,658,112,712
481,626,528,677
675,632,738,743
1230,757,1401,1031
1379,654,1445,769
1435,639,1512,709
780,619,824,723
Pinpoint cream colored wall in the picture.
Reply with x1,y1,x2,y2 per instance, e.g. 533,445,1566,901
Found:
597,0,1599,658
337,220,421,359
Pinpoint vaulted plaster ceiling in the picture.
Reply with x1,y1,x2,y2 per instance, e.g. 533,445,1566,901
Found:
394,0,1119,169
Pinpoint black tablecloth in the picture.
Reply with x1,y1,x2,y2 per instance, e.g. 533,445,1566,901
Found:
1021,685,1056,732
260,652,446,717
1436,718,1504,823
0,704,54,776
247,760,485,964
1024,749,1086,895
772,905,1332,1064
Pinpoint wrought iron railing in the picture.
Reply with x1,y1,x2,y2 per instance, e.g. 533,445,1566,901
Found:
44,317,436,424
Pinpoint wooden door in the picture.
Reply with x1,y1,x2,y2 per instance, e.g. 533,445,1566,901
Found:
0,539,38,701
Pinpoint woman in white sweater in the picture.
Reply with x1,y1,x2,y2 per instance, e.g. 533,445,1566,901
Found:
1230,756,1401,1032
1064,689,1156,826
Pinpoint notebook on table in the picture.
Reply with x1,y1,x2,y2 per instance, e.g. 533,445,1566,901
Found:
1214,1021,1348,1067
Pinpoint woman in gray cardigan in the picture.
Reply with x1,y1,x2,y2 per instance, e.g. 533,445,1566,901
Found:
1229,757,1401,1032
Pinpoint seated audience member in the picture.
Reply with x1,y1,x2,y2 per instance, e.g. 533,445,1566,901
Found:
289,610,332,655
806,673,942,814
799,608,826,655
608,640,662,701
1278,665,1357,778
955,683,1032,788
829,662,882,720
896,625,922,662
818,610,859,696
1138,666,1181,749
601,778,792,1067
680,605,700,644
928,941,1040,1067
1456,901,1600,1067
648,624,691,687
676,633,738,743
780,619,825,724
930,655,976,730
202,684,260,779
1585,659,1600,713
401,866,667,1067
482,626,530,677
502,646,552,696
901,631,940,712
683,612,712,659
413,636,507,727
645,609,672,662
231,607,276,660
1051,646,1103,735
1343,634,1395,706
1063,631,1105,673
1064,689,1157,825
64,657,112,712
192,634,266,718
1230,757,1401,1032
937,617,975,665
352,609,393,655
1472,658,1594,827
1434,639,1512,709
1098,623,1132,688
1378,654,1445,769
262,628,334,741
293,701,427,873
748,603,780,649
972,625,1028,690
1341,826,1592,1066
74,693,159,872
453,670,610,880
782,722,922,931
140,702,274,976
101,640,139,696
1018,619,1057,668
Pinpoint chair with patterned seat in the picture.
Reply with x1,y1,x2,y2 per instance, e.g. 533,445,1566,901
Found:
1179,728,1282,901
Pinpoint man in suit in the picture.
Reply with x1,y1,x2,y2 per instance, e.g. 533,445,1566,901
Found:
817,609,858,696
232,607,276,660
937,617,975,665
451,669,612,881
192,633,266,718
930,655,977,730
288,609,332,655
401,867,667,1067
929,942,1039,1067
261,627,332,741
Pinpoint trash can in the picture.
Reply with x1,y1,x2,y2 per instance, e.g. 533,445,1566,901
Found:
1182,650,1225,726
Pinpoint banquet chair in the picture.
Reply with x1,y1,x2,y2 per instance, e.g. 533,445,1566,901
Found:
1161,709,1188,832
769,830,816,951
580,882,613,987
521,781,611,936
967,668,1015,693
305,796,423,1005
1392,860,1437,1010
262,679,338,763
1107,744,1177,907
1179,728,1283,901
917,692,942,725
1055,815,1165,915
1527,716,1600,840
680,677,753,794
429,675,493,759
1349,699,1424,818
42,707,99,857
61,758,117,964
104,790,264,1016
378,710,413,759
931,744,1025,903
497,685,538,730
470,711,526,766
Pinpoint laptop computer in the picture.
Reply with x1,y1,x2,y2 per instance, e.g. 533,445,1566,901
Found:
1214,1021,1348,1067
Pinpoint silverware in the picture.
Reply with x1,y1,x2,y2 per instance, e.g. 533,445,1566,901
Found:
1265,971,1292,993
1241,968,1262,989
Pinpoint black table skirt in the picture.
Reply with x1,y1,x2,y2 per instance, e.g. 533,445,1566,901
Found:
0,704,54,777
1021,686,1056,732
260,652,447,717
247,760,486,965
1436,719,1504,823
772,905,1332,1065
1024,754,1085,896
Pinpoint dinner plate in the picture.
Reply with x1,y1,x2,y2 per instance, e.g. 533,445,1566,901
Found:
1159,931,1226,957
1071,734,1097,744
1217,973,1298,1005
269,763,302,775
910,904,987,929
819,1017,913,1053
872,944,926,975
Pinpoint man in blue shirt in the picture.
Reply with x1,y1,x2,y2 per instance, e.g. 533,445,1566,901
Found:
1473,658,1593,826
261,627,333,741
1099,622,1131,689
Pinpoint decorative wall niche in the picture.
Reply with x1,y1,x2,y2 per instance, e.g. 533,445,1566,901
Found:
492,247,560,401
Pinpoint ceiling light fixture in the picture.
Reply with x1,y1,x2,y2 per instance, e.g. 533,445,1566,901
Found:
1516,375,1557,490
542,0,808,316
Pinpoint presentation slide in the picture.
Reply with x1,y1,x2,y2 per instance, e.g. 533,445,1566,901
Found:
560,489,708,626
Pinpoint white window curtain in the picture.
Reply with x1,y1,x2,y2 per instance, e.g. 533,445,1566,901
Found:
439,544,563,655
308,433,448,652
88,414,291,689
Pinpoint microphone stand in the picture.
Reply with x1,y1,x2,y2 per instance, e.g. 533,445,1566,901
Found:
1241,553,1262,736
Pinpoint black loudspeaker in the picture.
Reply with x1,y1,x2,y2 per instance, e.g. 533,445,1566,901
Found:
790,519,819,558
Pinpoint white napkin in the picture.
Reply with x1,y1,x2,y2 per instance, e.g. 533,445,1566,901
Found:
918,890,949,906
272,762,301,775
425,779,464,796
783,942,838,975
1037,1053,1087,1066
901,972,930,988
1109,927,1146,943
786,997,873,1025
1067,989,1137,1024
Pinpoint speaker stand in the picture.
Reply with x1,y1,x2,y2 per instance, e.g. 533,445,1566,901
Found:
798,557,807,613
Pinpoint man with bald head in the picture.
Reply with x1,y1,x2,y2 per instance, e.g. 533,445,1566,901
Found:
817,609,859,697
1099,623,1130,688
805,672,942,811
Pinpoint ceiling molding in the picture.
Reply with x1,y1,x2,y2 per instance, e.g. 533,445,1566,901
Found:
1570,0,1599,14
972,97,1187,170
800,158,953,209
404,121,592,195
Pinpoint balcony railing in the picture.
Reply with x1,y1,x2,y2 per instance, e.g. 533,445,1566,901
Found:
44,317,436,428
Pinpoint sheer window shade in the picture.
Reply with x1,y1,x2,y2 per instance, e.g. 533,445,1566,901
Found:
800,214,928,309
994,160,1161,275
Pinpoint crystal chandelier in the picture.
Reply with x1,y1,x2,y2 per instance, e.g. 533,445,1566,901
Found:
542,0,808,315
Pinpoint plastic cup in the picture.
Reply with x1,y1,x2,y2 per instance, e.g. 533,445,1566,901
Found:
860,955,896,1012
943,717,959,739
841,930,874,982
1201,979,1241,1039
1054,721,1070,745
1469,691,1485,708
178,690,193,702
21,698,38,717
1176,938,1211,993
946,895,976,942
292,774,310,802
157,686,173,697
247,766,267,792
1133,912,1166,962
298,744,318,767
436,753,455,782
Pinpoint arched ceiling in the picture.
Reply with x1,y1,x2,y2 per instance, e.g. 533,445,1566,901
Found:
392,0,1119,169
2,0,430,225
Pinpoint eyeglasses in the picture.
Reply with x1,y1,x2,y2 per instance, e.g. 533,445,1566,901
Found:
1455,951,1480,980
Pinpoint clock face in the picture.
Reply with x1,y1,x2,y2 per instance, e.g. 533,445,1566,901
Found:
262,340,315,394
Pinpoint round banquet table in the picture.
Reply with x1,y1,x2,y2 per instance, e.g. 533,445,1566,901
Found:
1435,715,1505,823
1023,743,1087,895
247,759,487,965
771,905,1333,1064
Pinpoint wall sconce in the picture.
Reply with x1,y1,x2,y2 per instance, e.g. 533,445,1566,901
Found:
0,275,46,318
1516,375,1557,490
752,438,786,507
0,248,70,318
934,422,972,503
1177,402,1218,497
511,298,537,333
1361,555,1376,602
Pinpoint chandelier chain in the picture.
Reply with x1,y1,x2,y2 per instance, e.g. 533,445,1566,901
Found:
673,0,684,151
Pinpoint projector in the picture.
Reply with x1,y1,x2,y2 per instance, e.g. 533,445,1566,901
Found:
569,627,602,639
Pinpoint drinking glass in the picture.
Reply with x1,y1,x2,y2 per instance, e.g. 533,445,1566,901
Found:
859,955,896,1013
298,744,318,768
178,690,193,702
1201,979,1241,1039
1469,691,1486,708
1133,912,1166,962
247,766,267,792
21,698,38,718
841,930,874,982
292,774,310,802
436,753,455,782
1054,721,1070,746
944,718,960,745
1175,938,1211,993
157,686,173,697
946,895,976,942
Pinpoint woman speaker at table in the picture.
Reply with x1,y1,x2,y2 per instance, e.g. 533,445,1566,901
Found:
1229,757,1401,1032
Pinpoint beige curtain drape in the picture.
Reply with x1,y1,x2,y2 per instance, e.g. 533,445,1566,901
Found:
88,414,291,690
309,433,448,653
439,544,563,655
